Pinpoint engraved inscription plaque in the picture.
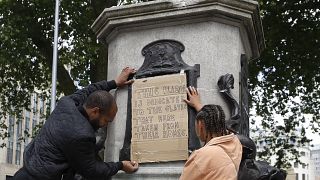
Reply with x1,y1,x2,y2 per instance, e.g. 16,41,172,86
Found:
131,74,189,163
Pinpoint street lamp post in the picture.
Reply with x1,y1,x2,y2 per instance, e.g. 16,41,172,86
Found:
50,0,60,112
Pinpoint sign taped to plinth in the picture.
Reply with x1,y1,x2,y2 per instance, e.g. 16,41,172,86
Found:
131,73,189,163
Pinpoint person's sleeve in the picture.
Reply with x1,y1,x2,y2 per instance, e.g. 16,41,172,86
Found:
68,80,117,106
179,152,203,180
63,137,123,179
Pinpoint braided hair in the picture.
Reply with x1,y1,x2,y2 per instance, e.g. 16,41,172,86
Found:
196,105,227,137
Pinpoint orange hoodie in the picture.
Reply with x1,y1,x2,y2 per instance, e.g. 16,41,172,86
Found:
180,133,242,180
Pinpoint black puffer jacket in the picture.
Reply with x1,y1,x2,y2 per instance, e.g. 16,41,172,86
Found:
23,80,122,180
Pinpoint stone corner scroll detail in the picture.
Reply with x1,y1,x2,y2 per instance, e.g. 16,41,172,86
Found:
217,55,249,136
217,73,241,133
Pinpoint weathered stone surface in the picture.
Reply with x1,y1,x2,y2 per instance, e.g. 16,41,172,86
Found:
114,162,184,179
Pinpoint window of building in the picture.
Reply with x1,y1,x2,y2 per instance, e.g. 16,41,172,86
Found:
33,94,38,113
302,174,305,180
32,117,37,129
296,173,299,180
25,116,30,145
15,142,21,165
302,164,306,169
39,98,45,114
294,162,298,168
301,151,306,156
16,119,22,141
7,115,15,164
25,117,30,131
46,99,51,115
25,110,30,118
8,115,15,140
6,141,13,164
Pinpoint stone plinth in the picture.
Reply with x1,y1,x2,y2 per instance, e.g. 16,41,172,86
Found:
92,0,264,179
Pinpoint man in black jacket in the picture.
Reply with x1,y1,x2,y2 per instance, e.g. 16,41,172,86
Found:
13,67,139,180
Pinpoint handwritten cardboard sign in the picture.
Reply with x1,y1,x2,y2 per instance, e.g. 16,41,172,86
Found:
131,73,189,163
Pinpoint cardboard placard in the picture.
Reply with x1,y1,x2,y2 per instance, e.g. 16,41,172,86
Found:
131,73,189,163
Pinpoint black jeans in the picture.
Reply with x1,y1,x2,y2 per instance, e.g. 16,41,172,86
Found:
13,167,34,180
14,167,65,180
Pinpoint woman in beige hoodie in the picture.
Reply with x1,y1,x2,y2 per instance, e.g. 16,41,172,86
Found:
180,87,242,180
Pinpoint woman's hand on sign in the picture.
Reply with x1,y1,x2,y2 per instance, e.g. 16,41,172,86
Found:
122,161,139,173
115,67,136,87
184,86,203,112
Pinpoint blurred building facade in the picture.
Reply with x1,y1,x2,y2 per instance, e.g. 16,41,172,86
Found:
0,93,48,180
256,138,316,180
311,145,320,180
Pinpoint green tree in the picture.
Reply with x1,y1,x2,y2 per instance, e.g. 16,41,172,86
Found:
0,0,150,147
0,0,118,145
0,0,319,169
251,0,320,168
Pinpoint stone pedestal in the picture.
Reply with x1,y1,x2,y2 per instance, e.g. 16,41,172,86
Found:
114,162,184,180
92,0,264,179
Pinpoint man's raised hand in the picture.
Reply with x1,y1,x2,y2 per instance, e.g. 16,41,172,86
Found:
115,67,136,87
